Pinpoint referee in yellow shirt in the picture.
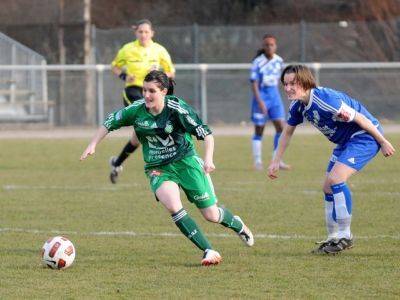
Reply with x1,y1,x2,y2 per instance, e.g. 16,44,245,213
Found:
109,19,176,183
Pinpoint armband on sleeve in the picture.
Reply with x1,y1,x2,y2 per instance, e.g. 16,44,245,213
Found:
337,103,356,122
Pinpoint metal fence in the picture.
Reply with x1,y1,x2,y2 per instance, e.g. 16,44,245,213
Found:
0,32,49,122
93,19,400,64
1,62,400,126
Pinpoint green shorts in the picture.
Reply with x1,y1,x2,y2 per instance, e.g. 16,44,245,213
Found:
145,155,218,209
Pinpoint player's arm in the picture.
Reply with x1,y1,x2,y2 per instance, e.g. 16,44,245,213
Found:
251,80,267,114
267,124,296,179
112,65,135,83
159,47,175,78
203,134,215,174
353,112,395,157
111,47,134,83
80,126,109,161
112,65,124,77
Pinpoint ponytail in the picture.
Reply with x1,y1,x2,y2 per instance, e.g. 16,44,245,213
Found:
167,78,176,95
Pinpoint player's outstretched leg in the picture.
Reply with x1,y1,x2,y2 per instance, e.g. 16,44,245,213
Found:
109,156,123,184
109,141,139,184
201,249,222,266
234,216,255,247
217,206,254,247
172,208,222,266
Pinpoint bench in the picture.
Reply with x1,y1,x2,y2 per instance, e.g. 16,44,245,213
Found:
0,89,35,96
0,100,55,124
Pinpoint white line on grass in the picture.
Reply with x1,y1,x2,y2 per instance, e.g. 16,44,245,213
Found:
302,190,400,196
4,185,400,197
2,184,139,191
1,227,399,240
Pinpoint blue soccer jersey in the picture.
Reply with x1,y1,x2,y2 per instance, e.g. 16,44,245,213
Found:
287,87,379,145
250,53,285,123
250,53,283,93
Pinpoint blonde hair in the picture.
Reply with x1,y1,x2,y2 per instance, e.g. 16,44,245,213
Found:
280,64,317,91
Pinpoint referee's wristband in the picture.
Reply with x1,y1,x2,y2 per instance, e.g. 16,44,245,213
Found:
119,72,127,81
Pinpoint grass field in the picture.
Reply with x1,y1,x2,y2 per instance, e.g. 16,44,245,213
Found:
0,132,399,299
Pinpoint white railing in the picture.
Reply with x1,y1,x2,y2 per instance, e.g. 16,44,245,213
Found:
0,62,400,125
0,32,48,122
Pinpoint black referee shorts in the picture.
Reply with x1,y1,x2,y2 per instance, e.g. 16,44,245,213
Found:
123,86,143,107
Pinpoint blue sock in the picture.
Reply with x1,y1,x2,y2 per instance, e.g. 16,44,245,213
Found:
252,134,262,141
331,183,352,215
273,132,281,151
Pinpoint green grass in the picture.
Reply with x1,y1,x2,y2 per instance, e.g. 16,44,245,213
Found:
0,133,399,299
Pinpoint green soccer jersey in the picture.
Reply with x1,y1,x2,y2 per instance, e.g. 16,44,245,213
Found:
103,95,212,168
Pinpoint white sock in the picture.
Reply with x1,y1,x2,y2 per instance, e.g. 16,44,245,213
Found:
332,184,352,239
324,198,338,240
337,218,352,239
252,139,262,164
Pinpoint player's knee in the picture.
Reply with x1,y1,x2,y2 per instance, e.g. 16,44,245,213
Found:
201,208,220,223
325,173,345,188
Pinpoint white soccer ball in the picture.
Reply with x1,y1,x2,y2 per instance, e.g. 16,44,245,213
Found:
41,236,76,270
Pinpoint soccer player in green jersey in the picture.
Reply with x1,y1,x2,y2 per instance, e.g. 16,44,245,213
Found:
80,70,254,266
109,19,176,184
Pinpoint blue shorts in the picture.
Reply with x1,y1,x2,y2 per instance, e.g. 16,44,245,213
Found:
326,132,381,172
251,88,285,125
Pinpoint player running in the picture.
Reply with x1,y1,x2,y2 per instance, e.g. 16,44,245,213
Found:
268,64,395,254
109,19,175,184
81,70,254,266
250,34,290,171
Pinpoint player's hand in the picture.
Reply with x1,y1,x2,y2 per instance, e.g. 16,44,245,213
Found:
267,161,280,179
380,140,396,157
126,74,135,83
80,144,96,161
203,160,216,174
258,102,267,115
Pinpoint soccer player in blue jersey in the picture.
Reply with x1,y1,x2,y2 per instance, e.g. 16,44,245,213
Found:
250,34,290,170
81,70,254,266
268,64,395,254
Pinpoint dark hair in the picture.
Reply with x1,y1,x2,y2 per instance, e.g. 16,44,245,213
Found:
133,19,153,30
144,70,175,95
254,34,278,59
167,78,176,95
280,64,317,91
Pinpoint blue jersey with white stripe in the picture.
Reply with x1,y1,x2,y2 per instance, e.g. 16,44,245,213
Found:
287,87,379,145
250,53,284,91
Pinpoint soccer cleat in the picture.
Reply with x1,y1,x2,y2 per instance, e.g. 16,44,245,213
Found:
279,161,291,170
201,249,222,266
109,156,123,184
311,238,336,254
323,238,354,254
234,216,254,247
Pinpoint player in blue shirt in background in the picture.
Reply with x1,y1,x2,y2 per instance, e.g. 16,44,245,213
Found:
250,34,290,171
268,64,395,254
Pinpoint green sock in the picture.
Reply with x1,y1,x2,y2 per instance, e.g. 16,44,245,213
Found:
218,206,243,233
172,208,212,251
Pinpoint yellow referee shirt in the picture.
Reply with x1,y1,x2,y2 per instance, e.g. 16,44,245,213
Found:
111,40,175,88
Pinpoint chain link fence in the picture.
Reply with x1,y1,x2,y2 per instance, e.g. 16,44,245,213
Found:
94,19,400,64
